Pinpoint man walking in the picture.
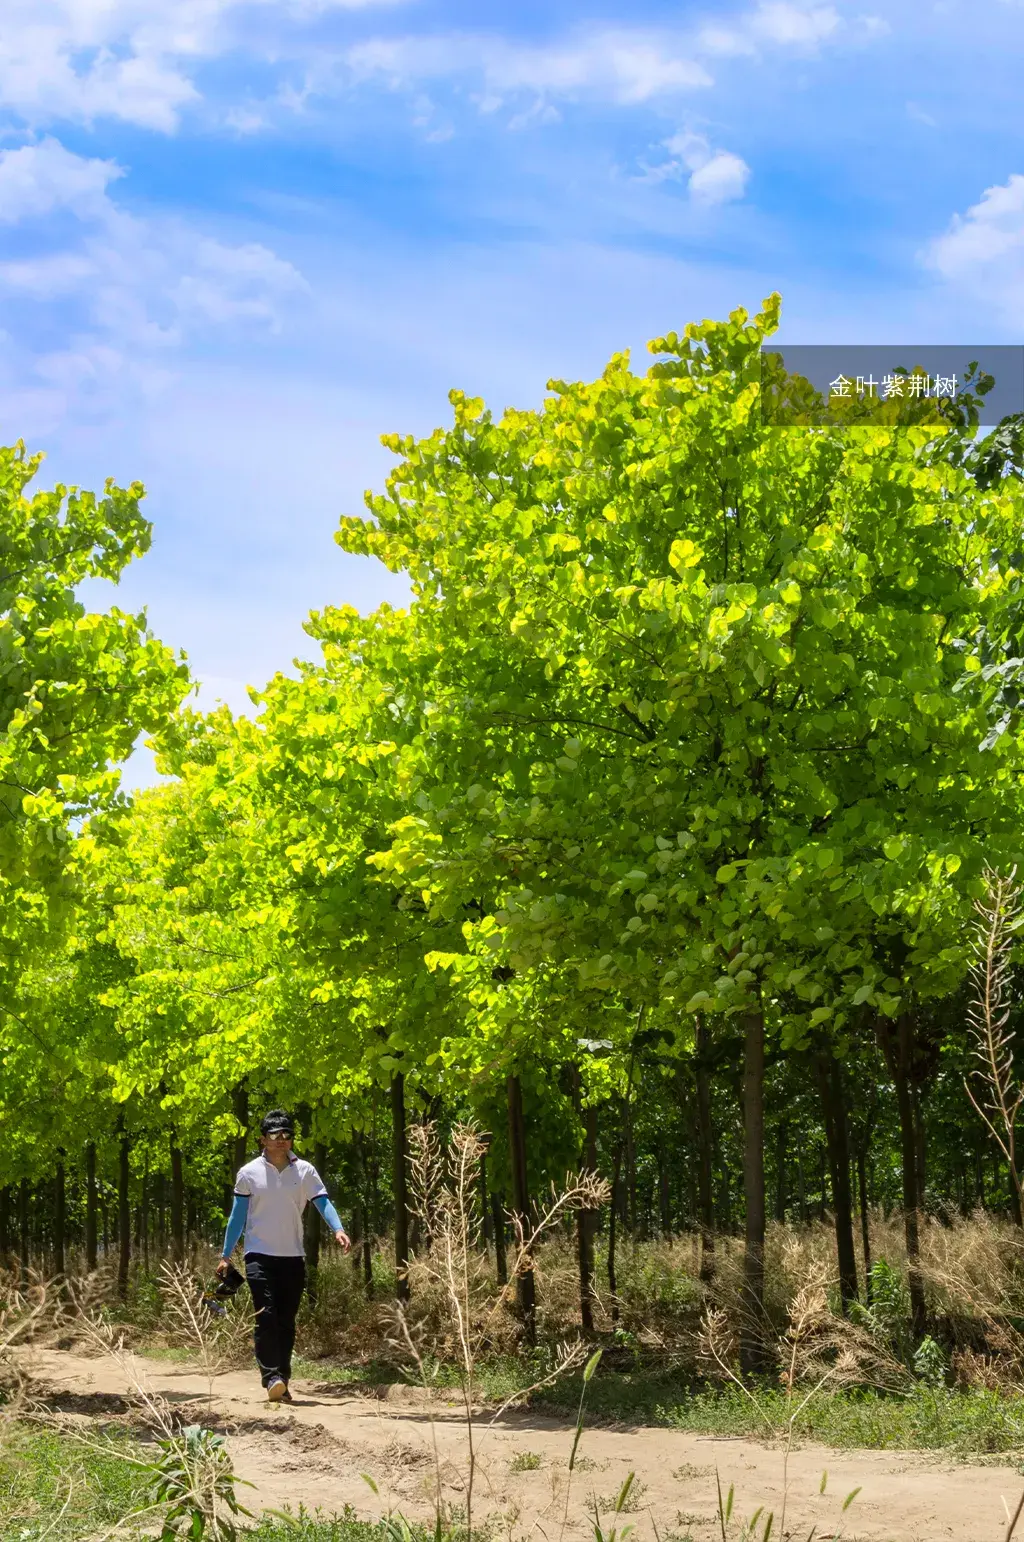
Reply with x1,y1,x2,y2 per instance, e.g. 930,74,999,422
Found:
218,1109,350,1402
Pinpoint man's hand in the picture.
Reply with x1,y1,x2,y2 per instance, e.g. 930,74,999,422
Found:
216,1257,230,1278
335,1229,351,1253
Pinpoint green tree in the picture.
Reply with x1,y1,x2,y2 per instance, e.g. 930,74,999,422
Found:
337,296,1024,1360
0,440,188,969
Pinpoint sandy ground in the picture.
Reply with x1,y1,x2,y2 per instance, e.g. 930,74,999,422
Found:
17,1346,1024,1542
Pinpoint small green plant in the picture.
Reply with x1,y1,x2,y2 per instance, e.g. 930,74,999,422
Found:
853,1259,913,1364
590,1472,637,1542
673,1464,712,1481
559,1346,603,1541
713,1469,860,1542
912,1335,949,1389
509,1450,542,1472
597,1478,647,1514
150,1424,254,1541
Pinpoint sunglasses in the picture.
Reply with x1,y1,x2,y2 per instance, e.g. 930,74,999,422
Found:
264,1131,293,1140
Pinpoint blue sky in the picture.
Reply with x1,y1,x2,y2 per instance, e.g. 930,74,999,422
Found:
1,0,1022,782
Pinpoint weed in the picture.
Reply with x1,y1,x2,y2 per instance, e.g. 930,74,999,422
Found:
149,1422,254,1540
0,1423,151,1539
508,1451,542,1472
589,1471,637,1542
596,1477,648,1513
385,1122,608,1542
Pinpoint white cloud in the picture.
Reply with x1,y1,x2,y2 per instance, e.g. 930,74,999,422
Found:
0,16,200,132
699,1,841,56
753,1,840,45
345,30,713,108
0,137,122,223
689,150,751,204
173,239,309,327
0,137,309,424
0,0,875,138
925,174,1024,327
643,130,751,205
0,0,400,133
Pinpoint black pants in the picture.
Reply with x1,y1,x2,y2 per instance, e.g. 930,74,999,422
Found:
245,1253,306,1386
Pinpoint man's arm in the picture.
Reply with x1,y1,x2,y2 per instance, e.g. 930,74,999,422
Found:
312,1193,351,1251
216,1194,250,1276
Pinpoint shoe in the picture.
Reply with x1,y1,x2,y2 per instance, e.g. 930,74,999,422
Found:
280,1386,294,1404
267,1377,287,1402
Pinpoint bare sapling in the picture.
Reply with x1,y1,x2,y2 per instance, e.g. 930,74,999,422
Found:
965,865,1024,1225
391,1121,609,1542
158,1259,253,1410
697,1258,871,1539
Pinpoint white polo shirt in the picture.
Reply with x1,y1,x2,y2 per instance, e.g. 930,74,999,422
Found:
234,1153,328,1257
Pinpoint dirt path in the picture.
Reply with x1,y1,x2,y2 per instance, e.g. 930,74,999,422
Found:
19,1347,1024,1541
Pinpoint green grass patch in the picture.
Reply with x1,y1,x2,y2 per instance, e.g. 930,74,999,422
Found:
292,1348,1024,1456
247,1508,466,1541
535,1365,1024,1455
137,1344,194,1363
0,1424,154,1539
509,1450,543,1472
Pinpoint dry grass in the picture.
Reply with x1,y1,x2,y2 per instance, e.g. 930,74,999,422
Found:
23,1209,1024,1403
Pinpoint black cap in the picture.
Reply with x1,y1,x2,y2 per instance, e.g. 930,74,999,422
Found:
260,1109,295,1137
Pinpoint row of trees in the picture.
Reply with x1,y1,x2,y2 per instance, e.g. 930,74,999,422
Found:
4,298,1024,1365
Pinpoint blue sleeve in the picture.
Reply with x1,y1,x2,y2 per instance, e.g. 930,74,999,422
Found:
312,1193,344,1233
222,1193,249,1257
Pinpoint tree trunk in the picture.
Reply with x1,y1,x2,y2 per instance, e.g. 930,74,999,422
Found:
353,1134,373,1299
18,1179,29,1284
362,1215,374,1299
232,1080,249,1172
391,1072,410,1303
857,1144,872,1304
579,1100,597,1335
141,1166,150,1273
80,1142,96,1272
304,1141,328,1303
775,1120,788,1223
117,1127,131,1300
54,1160,66,1282
369,1098,382,1236
169,1134,185,1266
491,1191,508,1285
740,1008,767,1374
880,1014,926,1336
658,1143,672,1240
816,1051,859,1312
607,1137,622,1321
506,1073,536,1343
913,1084,928,1214
625,1107,637,1241
479,1152,491,1249
0,1187,10,1268
693,1021,716,1282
